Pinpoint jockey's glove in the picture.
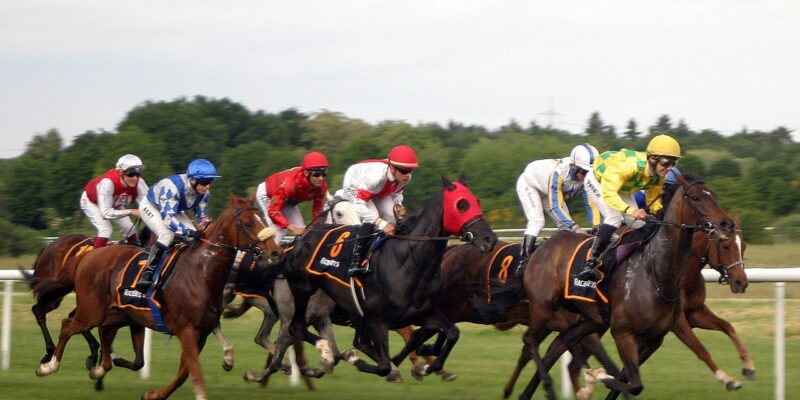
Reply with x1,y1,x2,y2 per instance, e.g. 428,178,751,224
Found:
188,230,205,240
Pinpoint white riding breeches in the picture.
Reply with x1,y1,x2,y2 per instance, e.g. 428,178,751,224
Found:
80,192,136,239
138,197,194,247
583,170,643,229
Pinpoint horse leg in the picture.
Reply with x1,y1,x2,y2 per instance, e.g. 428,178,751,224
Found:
518,324,557,400
35,317,79,375
686,304,755,381
212,324,234,371
502,338,532,399
291,339,318,389
604,338,662,400
345,322,392,377
287,285,331,367
112,325,145,371
144,328,207,400
311,315,340,372
31,298,63,363
672,310,742,390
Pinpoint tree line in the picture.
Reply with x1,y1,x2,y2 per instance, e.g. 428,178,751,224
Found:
1,96,798,255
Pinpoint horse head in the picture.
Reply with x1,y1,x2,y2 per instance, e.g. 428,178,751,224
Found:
441,175,497,253
213,192,284,266
704,215,748,293
667,174,735,235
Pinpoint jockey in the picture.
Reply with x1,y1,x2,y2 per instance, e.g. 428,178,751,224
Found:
578,134,681,281
80,154,148,248
255,151,329,243
634,166,681,209
515,144,601,274
136,158,220,289
338,144,419,275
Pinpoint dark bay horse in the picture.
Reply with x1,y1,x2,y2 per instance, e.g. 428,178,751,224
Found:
278,176,497,381
517,174,736,399
34,193,284,400
499,217,750,398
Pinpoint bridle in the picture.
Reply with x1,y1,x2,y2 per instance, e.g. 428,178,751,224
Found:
201,206,274,258
692,228,744,285
649,179,731,300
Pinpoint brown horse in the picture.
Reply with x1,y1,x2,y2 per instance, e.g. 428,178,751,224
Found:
515,174,736,399
34,193,284,400
500,217,750,398
400,241,616,399
26,233,145,392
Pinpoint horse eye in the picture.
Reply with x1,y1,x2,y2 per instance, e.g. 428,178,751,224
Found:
691,195,700,201
456,199,470,213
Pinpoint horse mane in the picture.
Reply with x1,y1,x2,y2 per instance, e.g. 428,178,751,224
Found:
661,172,703,210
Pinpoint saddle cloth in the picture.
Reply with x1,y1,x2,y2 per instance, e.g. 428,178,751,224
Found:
115,246,184,310
484,243,525,303
61,237,95,267
304,225,383,288
564,227,655,303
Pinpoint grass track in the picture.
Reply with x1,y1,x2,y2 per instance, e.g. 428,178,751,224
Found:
1,291,798,399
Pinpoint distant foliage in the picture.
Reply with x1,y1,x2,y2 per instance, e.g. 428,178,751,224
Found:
0,219,44,257
0,96,798,255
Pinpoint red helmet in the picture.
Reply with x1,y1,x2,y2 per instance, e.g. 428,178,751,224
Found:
302,151,329,170
387,145,419,169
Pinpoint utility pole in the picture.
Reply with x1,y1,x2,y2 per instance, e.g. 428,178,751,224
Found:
538,96,561,127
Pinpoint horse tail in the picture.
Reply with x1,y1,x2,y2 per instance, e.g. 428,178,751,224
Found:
34,280,74,305
223,300,253,319
18,267,34,289
469,281,525,324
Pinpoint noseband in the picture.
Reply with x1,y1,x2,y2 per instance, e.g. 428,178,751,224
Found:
202,206,274,256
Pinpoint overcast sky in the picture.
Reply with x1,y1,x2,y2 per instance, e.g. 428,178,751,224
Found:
2,1,798,158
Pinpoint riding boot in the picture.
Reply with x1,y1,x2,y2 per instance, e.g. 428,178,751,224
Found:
514,235,537,277
578,224,616,281
137,243,167,290
348,223,376,276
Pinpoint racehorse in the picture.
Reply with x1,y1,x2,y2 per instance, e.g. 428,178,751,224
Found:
34,193,284,400
500,216,750,398
515,173,736,399
25,233,144,391
278,176,496,381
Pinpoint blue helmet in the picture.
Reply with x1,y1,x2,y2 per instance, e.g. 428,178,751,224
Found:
186,159,221,180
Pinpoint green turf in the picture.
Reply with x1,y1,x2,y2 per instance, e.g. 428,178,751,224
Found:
1,289,798,399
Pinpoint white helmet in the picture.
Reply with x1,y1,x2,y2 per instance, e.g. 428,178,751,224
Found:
570,144,599,171
116,154,144,174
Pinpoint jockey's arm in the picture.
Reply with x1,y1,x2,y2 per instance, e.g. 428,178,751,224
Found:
96,178,134,220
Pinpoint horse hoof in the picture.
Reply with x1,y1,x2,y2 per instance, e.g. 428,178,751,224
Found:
89,366,106,380
243,371,261,383
302,367,326,379
386,370,404,383
441,371,458,382
85,356,98,371
742,368,756,380
222,361,233,372
341,350,359,365
726,380,743,390
94,377,105,391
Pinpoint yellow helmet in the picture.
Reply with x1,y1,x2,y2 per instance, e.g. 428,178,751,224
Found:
647,134,681,158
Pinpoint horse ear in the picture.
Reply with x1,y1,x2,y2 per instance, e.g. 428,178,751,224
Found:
458,172,470,187
441,175,456,191
247,192,257,205
228,191,237,205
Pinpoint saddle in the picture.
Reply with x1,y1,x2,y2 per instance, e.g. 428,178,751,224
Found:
304,225,385,288
565,224,659,303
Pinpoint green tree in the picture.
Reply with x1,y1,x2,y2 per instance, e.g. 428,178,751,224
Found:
707,157,741,178
649,114,673,136
624,119,640,141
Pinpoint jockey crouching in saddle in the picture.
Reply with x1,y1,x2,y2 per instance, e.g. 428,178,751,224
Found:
337,145,419,276
515,144,601,276
80,154,148,248
136,158,220,290
255,151,329,245
577,134,681,282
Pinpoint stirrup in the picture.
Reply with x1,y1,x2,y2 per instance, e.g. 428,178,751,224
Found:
348,261,371,276
577,261,600,281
